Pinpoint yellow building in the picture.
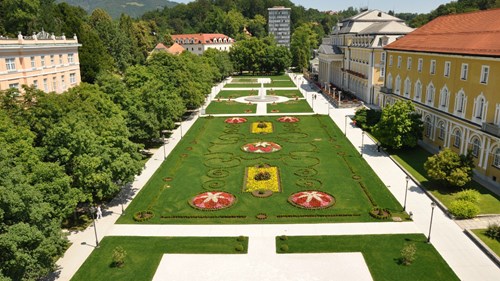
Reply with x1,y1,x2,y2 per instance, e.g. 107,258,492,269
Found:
0,31,81,93
318,10,413,104
381,9,500,188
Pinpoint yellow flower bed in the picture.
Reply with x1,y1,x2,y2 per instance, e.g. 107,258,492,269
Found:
251,122,273,134
244,166,280,192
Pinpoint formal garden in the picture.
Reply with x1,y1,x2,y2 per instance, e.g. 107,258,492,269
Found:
275,234,459,281
118,115,405,225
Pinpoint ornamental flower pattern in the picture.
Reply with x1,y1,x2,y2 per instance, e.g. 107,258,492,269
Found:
225,117,247,124
251,122,273,134
241,142,282,153
289,190,334,209
277,116,300,123
190,191,235,210
244,166,281,192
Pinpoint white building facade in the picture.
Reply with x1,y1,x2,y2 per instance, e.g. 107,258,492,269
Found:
268,6,291,48
171,34,234,55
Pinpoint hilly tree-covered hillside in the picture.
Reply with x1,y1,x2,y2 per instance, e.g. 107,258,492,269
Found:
57,0,178,18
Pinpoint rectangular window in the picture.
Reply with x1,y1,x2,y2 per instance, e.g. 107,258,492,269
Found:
8,83,19,89
480,65,489,84
461,63,468,80
52,77,57,91
397,56,402,68
418,58,423,72
33,80,38,89
381,52,386,64
50,55,54,65
5,58,16,71
389,55,393,66
70,73,76,84
41,56,45,67
444,61,451,77
380,65,385,77
68,53,74,64
430,60,436,75
30,56,36,68
407,57,412,70
59,55,63,64
43,78,48,92
61,75,65,89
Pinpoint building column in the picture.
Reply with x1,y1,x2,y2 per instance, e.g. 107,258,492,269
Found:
479,134,487,169
483,138,492,170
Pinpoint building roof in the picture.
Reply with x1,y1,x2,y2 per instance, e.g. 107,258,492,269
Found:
152,42,185,55
384,9,500,56
171,33,234,45
336,10,407,34
359,21,413,35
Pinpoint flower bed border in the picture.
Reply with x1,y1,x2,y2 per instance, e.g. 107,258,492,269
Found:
188,191,237,211
287,190,335,210
133,210,155,222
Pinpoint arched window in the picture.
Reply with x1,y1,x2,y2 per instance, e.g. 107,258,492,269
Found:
414,80,422,101
395,75,401,94
494,148,500,168
438,121,446,140
426,83,435,106
387,73,393,90
471,137,481,157
404,78,411,97
454,129,461,148
425,116,432,138
456,90,465,113
475,96,486,119
440,86,449,108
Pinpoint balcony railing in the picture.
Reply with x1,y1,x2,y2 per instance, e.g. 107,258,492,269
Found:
482,122,500,137
380,87,392,94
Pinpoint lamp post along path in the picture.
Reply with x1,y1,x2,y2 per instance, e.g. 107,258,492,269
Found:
404,176,410,211
427,202,437,243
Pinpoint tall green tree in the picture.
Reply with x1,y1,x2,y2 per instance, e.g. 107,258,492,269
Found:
290,23,318,70
1,0,40,34
372,101,423,150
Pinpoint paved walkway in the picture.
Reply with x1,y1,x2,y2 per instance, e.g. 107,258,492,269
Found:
53,75,500,281
456,215,500,229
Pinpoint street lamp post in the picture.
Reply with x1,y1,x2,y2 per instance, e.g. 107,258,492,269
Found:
338,90,341,107
404,175,410,211
427,202,437,243
345,115,348,136
162,130,167,160
89,206,99,247
121,203,125,215
361,131,365,157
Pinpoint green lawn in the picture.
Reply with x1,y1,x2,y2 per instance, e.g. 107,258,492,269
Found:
71,236,248,281
265,80,296,88
267,100,313,113
205,101,257,114
390,147,500,214
276,234,459,281
217,90,258,98
268,89,303,98
224,83,260,88
471,229,500,256
118,115,403,225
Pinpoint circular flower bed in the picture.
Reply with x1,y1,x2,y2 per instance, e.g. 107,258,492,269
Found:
288,190,335,209
190,191,236,211
241,142,282,153
224,117,247,124
251,189,273,198
277,116,300,123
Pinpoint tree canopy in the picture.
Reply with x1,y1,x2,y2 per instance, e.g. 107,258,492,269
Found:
424,148,475,187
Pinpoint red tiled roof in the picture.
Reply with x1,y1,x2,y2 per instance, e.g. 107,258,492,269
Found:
167,43,184,55
154,43,168,50
385,9,500,56
171,33,233,44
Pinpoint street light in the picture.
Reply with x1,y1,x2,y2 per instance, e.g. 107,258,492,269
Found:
361,131,365,157
404,175,410,211
427,202,437,243
161,130,168,160
89,206,99,247
345,115,349,136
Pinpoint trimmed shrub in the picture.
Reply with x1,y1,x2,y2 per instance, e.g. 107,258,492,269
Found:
449,200,479,219
237,236,245,242
279,235,288,241
455,189,480,203
133,210,155,222
485,223,500,241
235,244,244,252
112,246,127,268
280,244,289,252
400,243,417,266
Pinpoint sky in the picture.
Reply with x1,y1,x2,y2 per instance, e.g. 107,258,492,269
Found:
173,0,453,14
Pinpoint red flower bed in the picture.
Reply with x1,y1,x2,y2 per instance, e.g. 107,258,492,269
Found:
277,116,300,123
190,191,236,210
241,141,282,153
288,190,334,209
224,117,247,124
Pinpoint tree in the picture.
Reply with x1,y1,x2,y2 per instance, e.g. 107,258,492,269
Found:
372,101,423,149
424,148,475,187
290,23,318,70
229,37,266,73
1,0,40,34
